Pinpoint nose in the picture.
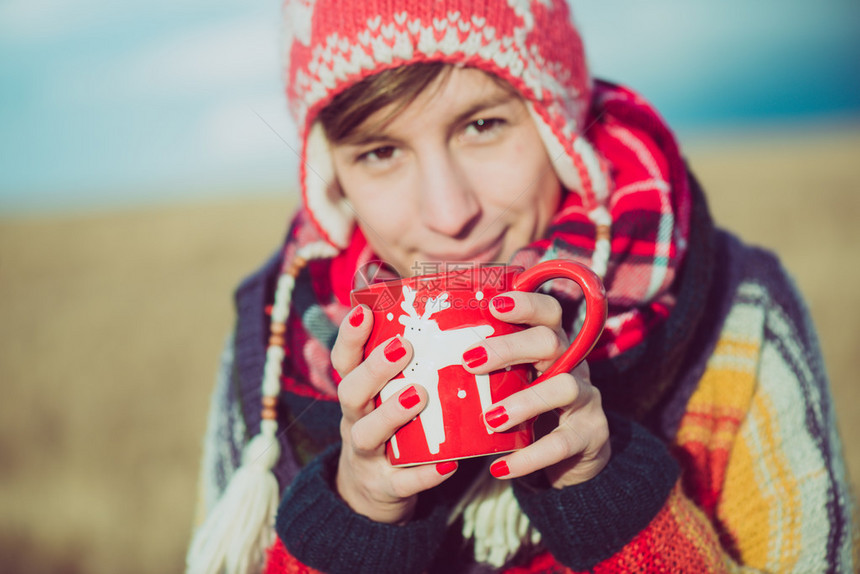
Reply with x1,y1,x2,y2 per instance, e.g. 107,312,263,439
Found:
417,151,481,239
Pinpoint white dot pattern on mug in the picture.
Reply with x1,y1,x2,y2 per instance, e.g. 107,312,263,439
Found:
378,285,495,456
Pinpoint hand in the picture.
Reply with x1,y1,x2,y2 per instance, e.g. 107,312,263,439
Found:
330,305,459,524
462,292,611,489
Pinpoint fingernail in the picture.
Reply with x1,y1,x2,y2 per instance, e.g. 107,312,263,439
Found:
399,386,420,409
384,337,406,362
436,461,458,475
348,306,364,327
463,346,487,368
492,296,515,313
484,406,508,429
490,460,510,478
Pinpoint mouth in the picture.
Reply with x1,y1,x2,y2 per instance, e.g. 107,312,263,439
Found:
424,232,506,265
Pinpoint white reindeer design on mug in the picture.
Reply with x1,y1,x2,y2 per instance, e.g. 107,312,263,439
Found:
378,285,495,458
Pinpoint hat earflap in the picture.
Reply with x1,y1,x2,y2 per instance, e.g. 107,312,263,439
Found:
302,121,354,249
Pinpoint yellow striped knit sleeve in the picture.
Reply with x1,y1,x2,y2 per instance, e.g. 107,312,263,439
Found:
676,279,855,572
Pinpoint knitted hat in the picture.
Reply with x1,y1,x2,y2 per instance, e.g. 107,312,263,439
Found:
283,0,610,253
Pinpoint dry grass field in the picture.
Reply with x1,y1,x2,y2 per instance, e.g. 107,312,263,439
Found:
1,125,858,573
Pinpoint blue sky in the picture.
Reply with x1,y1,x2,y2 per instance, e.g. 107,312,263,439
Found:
1,0,858,213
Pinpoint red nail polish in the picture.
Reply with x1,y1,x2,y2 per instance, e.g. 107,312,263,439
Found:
485,406,508,429
492,296,515,313
463,346,487,368
399,386,420,409
436,461,458,475
348,306,364,327
490,460,510,478
384,337,406,362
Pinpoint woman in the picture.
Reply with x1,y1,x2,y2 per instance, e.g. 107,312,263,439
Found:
187,1,856,573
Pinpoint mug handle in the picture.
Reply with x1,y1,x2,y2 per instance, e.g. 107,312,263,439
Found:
512,260,607,386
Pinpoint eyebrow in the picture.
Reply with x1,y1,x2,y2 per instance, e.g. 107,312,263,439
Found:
339,91,519,147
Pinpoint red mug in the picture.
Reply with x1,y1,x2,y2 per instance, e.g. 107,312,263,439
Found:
350,261,606,466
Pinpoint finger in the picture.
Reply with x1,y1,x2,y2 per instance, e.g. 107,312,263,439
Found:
337,336,413,422
387,460,459,499
487,371,608,481
331,305,373,377
482,372,594,432
491,400,610,483
462,324,564,374
489,291,563,330
349,384,427,452
488,425,587,480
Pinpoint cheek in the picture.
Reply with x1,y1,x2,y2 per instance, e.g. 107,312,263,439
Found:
340,182,418,270
477,145,560,213
350,193,412,243
535,162,563,211
339,177,408,227
334,161,416,224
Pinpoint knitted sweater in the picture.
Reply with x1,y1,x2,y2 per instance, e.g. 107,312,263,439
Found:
194,205,856,571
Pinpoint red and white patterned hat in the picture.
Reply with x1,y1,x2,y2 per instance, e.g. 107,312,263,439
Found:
282,0,611,250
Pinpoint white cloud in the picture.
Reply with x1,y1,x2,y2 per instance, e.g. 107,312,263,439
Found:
2,0,159,41
0,0,106,40
46,5,284,108
199,95,298,164
568,0,857,97
0,0,253,41
115,11,281,100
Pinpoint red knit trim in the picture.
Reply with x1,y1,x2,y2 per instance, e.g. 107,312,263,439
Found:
672,404,745,518
504,483,730,573
265,537,324,574
596,483,728,572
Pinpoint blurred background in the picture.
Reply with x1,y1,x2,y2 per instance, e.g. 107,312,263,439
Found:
1,0,858,572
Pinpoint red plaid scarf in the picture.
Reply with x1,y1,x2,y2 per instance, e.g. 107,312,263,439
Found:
279,81,692,400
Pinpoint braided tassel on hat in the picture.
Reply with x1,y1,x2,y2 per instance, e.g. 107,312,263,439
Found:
186,241,337,574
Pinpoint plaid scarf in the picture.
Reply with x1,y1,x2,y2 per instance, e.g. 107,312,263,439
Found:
278,81,693,402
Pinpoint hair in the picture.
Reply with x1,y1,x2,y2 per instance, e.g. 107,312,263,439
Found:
319,62,447,143
318,62,520,144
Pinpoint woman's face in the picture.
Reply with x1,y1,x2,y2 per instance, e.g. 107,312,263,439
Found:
329,67,563,277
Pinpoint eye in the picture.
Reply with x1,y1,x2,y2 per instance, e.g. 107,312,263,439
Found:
463,118,505,138
356,145,399,164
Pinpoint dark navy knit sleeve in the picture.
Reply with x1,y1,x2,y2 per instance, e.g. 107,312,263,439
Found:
512,412,679,571
275,443,451,574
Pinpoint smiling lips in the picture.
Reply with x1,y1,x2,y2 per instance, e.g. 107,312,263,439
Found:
424,232,505,264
